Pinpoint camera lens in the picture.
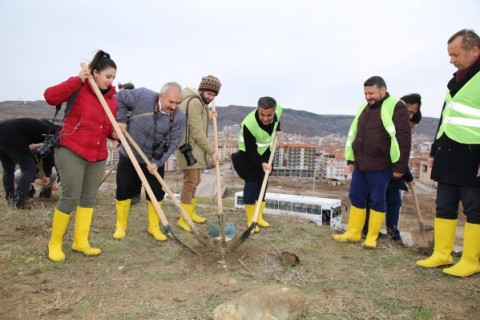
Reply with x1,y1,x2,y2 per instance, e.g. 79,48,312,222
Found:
38,145,53,157
180,143,197,166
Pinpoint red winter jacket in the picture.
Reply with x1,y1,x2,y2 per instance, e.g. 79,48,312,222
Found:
44,77,117,162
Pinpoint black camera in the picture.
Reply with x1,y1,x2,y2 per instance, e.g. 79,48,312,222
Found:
179,143,197,166
152,139,169,160
37,134,60,157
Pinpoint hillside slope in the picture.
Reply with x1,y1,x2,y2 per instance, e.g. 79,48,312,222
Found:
0,100,439,138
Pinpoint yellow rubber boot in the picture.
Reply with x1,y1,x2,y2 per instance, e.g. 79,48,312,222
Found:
416,218,457,268
48,208,71,262
190,197,206,223
362,209,385,249
443,222,480,277
71,207,101,256
245,204,260,233
332,205,366,242
147,201,167,241
177,202,193,232
256,201,270,227
113,199,132,239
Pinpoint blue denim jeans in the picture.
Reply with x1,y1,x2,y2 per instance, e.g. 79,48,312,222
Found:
349,168,392,212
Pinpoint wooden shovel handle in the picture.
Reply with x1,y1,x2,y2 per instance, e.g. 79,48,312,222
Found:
123,131,195,228
211,100,223,214
411,185,429,244
251,136,278,224
80,63,169,228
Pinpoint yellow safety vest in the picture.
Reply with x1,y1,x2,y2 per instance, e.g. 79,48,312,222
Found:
345,97,401,163
436,71,480,144
238,104,282,155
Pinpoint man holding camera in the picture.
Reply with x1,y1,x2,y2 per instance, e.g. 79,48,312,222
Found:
113,82,185,241
175,75,221,232
0,118,59,209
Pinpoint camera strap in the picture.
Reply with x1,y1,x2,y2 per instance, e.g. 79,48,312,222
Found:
54,90,80,120
51,90,80,136
184,95,201,145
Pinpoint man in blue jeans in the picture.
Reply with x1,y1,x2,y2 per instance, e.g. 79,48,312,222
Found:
333,77,411,249
363,96,422,244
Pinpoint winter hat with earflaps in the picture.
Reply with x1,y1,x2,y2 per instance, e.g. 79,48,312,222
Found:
198,75,221,95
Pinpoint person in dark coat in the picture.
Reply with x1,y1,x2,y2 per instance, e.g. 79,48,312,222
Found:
332,76,411,249
362,94,423,244
0,118,58,209
417,29,480,278
232,96,282,233
14,143,59,199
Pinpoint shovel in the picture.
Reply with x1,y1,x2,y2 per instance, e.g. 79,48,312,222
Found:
410,185,430,253
207,100,235,242
123,131,214,249
228,136,278,252
99,160,119,187
81,63,199,256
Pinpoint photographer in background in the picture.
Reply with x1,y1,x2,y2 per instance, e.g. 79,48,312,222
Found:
0,118,58,209
14,143,60,199
113,82,185,241
175,75,221,232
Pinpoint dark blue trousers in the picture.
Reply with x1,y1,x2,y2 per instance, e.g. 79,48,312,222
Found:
243,181,268,205
385,185,402,240
349,168,392,212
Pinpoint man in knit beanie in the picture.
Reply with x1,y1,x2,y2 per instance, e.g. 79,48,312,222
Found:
175,75,221,231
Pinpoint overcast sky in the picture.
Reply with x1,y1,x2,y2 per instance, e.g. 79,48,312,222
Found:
0,0,478,118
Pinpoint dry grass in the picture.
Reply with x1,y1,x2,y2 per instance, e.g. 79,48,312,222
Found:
1,180,479,320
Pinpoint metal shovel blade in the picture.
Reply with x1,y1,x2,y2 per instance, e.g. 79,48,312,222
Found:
207,221,235,241
164,225,201,256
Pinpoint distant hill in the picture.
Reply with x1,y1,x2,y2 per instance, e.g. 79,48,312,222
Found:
0,100,439,138
0,100,56,120
216,105,439,138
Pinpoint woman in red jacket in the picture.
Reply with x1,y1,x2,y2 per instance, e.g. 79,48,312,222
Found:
44,50,118,262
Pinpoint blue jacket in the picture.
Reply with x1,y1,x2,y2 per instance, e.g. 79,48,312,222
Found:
116,88,185,167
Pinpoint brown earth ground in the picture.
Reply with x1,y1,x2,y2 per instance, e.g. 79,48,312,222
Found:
0,169,477,320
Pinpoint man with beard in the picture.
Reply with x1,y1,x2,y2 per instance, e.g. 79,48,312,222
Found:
332,76,411,249
175,75,221,231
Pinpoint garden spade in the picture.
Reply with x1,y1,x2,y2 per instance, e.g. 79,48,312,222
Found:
207,100,235,242
81,63,199,256
124,131,214,250
227,136,278,252
410,185,431,254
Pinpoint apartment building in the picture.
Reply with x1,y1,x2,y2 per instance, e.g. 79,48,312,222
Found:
273,143,316,178
319,153,350,182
